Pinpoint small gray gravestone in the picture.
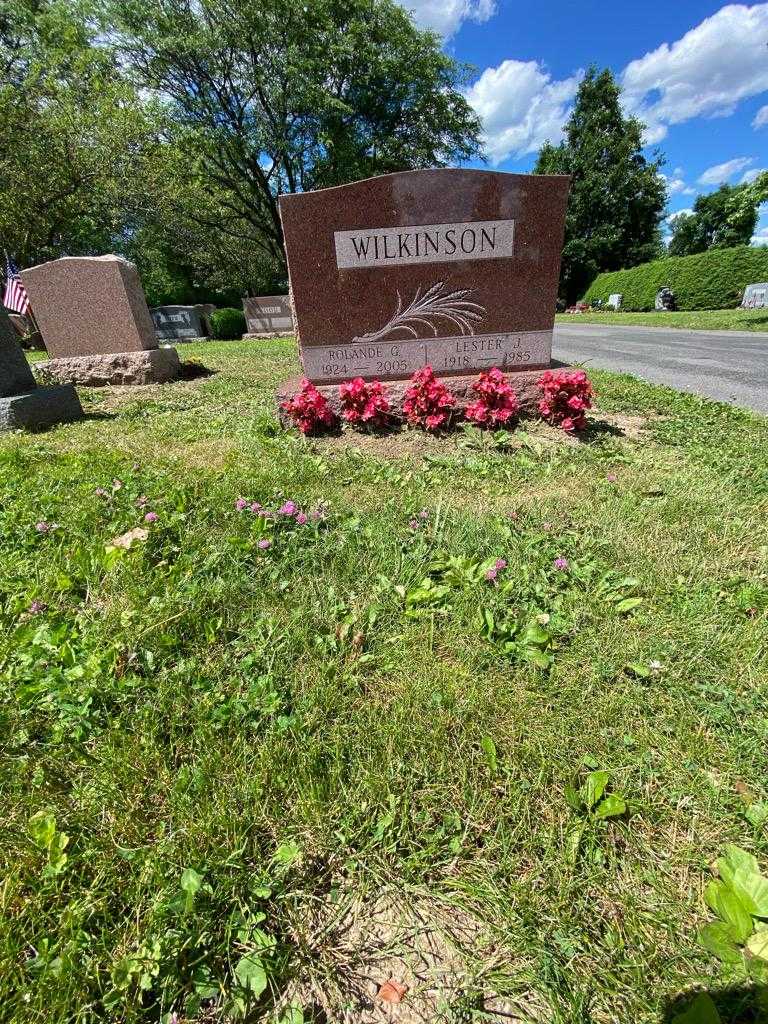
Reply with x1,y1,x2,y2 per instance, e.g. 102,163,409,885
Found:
151,305,205,342
607,293,622,310
741,283,768,309
0,306,83,431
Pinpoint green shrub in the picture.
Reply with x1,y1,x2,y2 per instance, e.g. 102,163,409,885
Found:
209,307,246,340
582,246,768,311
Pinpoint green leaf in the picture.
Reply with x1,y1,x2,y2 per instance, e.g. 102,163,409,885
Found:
704,879,753,942
593,794,627,820
582,771,610,811
180,867,204,912
272,841,302,869
724,844,760,874
699,921,744,963
745,803,768,828
181,867,203,895
731,866,768,918
480,735,497,775
746,927,768,962
29,811,56,849
523,621,551,646
670,992,722,1024
615,597,643,614
564,783,582,811
624,662,651,679
234,952,267,997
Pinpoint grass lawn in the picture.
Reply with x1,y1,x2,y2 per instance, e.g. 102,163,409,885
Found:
2,338,768,1024
555,308,768,332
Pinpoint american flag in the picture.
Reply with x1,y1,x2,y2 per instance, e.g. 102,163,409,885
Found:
3,253,30,315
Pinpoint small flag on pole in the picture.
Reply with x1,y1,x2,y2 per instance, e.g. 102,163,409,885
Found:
3,253,30,315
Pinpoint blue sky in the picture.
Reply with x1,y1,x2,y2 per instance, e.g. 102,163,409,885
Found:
400,0,768,243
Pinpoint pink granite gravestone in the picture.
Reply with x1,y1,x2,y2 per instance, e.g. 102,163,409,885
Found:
21,255,180,385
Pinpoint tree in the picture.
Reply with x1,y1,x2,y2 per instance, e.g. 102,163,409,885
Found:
107,0,483,279
534,67,667,304
0,0,161,267
668,175,768,256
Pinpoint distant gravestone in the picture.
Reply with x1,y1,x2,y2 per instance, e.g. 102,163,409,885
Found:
0,306,82,431
243,295,294,337
21,255,180,385
278,169,569,404
742,283,768,309
655,287,676,311
607,293,622,310
151,305,205,341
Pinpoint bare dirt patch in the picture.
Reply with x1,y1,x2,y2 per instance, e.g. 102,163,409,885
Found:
274,888,544,1023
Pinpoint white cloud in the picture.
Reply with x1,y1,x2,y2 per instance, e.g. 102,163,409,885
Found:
754,104,768,129
660,167,696,196
742,167,768,182
621,3,768,143
667,208,694,222
465,61,581,164
752,226,768,244
399,0,496,37
698,157,755,184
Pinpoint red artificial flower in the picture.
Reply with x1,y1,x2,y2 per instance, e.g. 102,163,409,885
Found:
464,367,519,427
402,366,455,431
537,370,594,433
281,378,337,435
339,377,390,428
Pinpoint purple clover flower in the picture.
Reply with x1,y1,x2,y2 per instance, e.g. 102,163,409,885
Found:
553,556,569,571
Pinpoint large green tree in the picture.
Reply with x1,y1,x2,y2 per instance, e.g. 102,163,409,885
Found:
0,0,161,268
107,0,484,278
668,175,768,256
534,67,667,304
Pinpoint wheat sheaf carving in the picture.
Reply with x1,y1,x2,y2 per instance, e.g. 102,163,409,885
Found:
354,282,487,344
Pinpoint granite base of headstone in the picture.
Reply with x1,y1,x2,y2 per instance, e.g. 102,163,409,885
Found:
21,255,182,385
276,168,575,422
0,307,83,432
36,348,181,387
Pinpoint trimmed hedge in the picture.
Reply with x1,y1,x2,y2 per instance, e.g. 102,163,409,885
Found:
209,307,246,340
582,246,768,311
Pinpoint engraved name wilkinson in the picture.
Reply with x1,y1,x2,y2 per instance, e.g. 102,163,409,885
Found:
334,219,515,269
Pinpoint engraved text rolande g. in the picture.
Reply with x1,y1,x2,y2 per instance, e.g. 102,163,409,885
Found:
334,219,515,269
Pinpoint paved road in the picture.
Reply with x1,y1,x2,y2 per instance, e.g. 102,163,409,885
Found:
552,322,768,415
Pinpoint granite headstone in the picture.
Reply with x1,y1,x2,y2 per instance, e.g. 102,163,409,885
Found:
0,306,82,431
279,169,569,387
151,305,205,341
243,295,294,336
21,255,180,385
742,282,768,309
22,255,157,358
607,293,623,310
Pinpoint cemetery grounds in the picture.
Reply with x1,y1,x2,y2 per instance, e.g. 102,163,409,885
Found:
1,338,767,1023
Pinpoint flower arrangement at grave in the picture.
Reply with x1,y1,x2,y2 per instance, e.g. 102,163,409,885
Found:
537,369,593,433
464,368,519,427
280,378,337,434
402,366,456,431
339,377,390,428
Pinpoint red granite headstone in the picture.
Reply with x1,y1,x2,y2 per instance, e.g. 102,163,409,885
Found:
279,169,569,386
